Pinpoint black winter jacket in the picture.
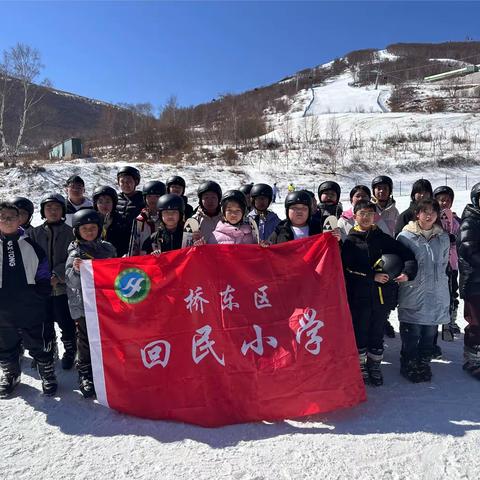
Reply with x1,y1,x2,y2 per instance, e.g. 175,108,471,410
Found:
101,211,130,257
312,203,343,228
116,191,145,228
268,218,323,244
458,204,480,298
341,226,417,310
142,223,184,254
395,201,416,237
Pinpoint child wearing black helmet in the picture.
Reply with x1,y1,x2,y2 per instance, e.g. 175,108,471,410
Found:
116,166,145,228
434,185,461,338
247,183,281,241
206,190,256,245
457,182,480,380
312,181,343,228
341,200,417,386
10,196,35,236
30,193,76,370
0,202,57,398
92,185,130,257
129,181,166,256
371,175,399,238
142,194,185,254
269,190,324,244
166,175,194,219
65,209,116,398
192,180,223,240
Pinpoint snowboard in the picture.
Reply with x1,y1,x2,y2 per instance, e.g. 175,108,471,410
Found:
323,215,338,233
182,218,200,248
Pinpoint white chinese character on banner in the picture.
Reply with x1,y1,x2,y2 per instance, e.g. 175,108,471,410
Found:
296,308,324,355
254,285,272,309
140,340,171,369
241,324,278,356
192,325,225,366
220,284,239,311
184,286,210,314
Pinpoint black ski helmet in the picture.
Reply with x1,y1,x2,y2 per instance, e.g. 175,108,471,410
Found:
433,185,454,201
117,166,141,185
166,175,186,193
285,190,312,217
375,253,404,281
157,194,185,214
318,181,341,201
40,193,66,219
142,180,167,198
239,183,254,196
220,190,247,214
72,209,102,240
250,183,273,203
470,182,480,207
10,196,34,219
371,175,393,195
197,180,222,202
92,185,118,210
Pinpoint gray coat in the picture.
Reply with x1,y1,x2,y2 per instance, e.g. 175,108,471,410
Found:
65,239,116,319
30,222,74,296
396,221,450,326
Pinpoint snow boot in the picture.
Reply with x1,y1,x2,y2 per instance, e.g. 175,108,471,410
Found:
400,359,423,383
367,350,384,386
384,320,395,339
78,365,96,399
31,339,58,369
417,357,432,382
442,324,455,342
449,306,462,335
0,361,21,399
359,349,370,385
463,345,480,380
36,360,58,396
61,339,77,370
431,342,442,360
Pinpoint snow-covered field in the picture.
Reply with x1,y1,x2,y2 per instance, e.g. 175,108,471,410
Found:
1,159,480,480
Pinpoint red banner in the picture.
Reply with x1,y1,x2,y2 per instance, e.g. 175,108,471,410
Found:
81,234,365,427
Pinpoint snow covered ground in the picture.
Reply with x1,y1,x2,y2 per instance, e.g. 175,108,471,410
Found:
1,159,480,479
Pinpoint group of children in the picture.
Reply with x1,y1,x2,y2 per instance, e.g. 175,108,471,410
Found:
1,167,479,400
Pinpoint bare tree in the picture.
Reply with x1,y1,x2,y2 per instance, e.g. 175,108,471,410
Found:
0,43,50,163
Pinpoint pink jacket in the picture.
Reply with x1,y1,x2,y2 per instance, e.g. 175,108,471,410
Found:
208,222,255,245
439,209,460,271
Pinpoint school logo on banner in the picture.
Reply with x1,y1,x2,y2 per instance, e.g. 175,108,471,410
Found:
114,268,151,304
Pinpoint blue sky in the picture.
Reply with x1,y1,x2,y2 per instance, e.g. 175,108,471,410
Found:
1,1,479,110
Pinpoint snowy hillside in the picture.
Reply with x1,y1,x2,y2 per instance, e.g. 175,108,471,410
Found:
1,159,480,480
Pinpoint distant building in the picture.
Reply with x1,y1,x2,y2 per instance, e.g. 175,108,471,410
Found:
49,138,83,160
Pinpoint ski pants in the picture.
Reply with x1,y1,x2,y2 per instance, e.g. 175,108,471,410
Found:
448,269,459,316
463,294,480,348
0,323,53,365
75,316,91,370
351,303,389,354
400,322,437,362
45,294,76,345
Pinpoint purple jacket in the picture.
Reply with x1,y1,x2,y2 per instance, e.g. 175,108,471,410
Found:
208,222,255,245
